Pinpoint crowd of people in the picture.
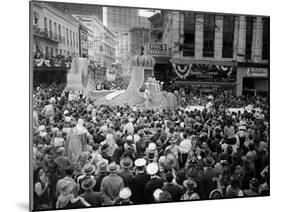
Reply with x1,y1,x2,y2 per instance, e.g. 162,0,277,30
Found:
32,82,269,210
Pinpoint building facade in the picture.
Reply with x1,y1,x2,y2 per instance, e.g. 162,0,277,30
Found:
32,2,80,57
47,2,103,21
106,7,140,64
130,27,150,56
72,14,117,66
160,11,269,96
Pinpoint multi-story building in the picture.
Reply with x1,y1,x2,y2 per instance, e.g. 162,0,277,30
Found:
47,2,103,21
159,11,269,96
72,14,116,66
32,2,80,57
139,16,151,28
130,27,150,56
106,7,140,63
78,23,89,58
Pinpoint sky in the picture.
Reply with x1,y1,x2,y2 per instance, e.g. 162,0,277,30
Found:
139,9,160,17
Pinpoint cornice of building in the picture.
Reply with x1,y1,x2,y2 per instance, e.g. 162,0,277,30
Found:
36,2,80,27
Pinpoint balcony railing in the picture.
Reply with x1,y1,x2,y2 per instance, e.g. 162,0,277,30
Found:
33,25,64,43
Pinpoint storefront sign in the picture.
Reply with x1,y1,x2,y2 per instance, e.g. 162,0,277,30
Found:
145,42,168,56
247,68,268,77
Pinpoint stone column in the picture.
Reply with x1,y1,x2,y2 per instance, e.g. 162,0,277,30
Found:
195,13,204,59
214,15,223,59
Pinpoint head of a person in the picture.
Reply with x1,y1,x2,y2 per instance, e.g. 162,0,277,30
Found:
158,191,172,202
209,189,223,199
165,172,174,183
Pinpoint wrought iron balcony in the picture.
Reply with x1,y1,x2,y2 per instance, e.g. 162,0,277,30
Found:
33,25,64,43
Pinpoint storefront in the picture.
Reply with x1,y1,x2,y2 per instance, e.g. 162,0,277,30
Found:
144,42,170,83
236,63,269,97
169,59,237,94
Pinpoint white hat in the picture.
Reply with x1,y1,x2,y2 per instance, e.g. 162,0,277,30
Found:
38,125,45,132
116,112,121,117
153,189,163,201
134,158,146,167
50,97,56,103
180,122,185,128
148,143,156,152
51,127,59,133
119,187,132,199
65,116,71,123
239,126,246,131
132,107,137,112
128,117,134,122
126,135,133,141
146,163,159,175
63,110,69,115
133,134,140,142
106,133,114,140
100,125,108,133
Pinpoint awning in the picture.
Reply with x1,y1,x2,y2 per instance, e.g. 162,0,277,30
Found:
170,58,237,66
154,56,171,65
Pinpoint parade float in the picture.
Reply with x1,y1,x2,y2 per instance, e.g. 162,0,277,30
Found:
93,54,177,110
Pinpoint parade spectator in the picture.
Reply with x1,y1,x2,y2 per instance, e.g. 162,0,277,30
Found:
32,83,269,209
100,162,124,205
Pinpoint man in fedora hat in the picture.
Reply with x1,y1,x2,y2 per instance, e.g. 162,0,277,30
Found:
118,157,133,187
80,178,103,207
129,158,150,204
77,163,96,194
144,163,164,203
100,162,124,205
93,159,109,192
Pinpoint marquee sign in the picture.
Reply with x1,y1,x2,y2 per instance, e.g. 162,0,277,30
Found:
247,68,268,77
145,42,168,56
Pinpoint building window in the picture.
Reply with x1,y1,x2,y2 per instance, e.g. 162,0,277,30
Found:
58,24,61,38
45,46,48,54
60,49,62,55
54,22,57,35
44,17,47,31
73,31,75,47
183,11,195,56
203,14,215,57
76,32,78,49
262,17,269,60
245,17,254,60
222,15,235,58
66,28,69,45
49,20,52,36
55,48,58,56
50,47,53,56
70,30,72,46
64,50,66,56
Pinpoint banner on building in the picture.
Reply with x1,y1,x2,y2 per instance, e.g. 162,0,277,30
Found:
247,68,268,77
172,63,237,82
145,42,168,56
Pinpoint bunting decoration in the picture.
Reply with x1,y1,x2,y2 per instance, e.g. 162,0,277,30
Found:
216,65,233,77
173,63,193,79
